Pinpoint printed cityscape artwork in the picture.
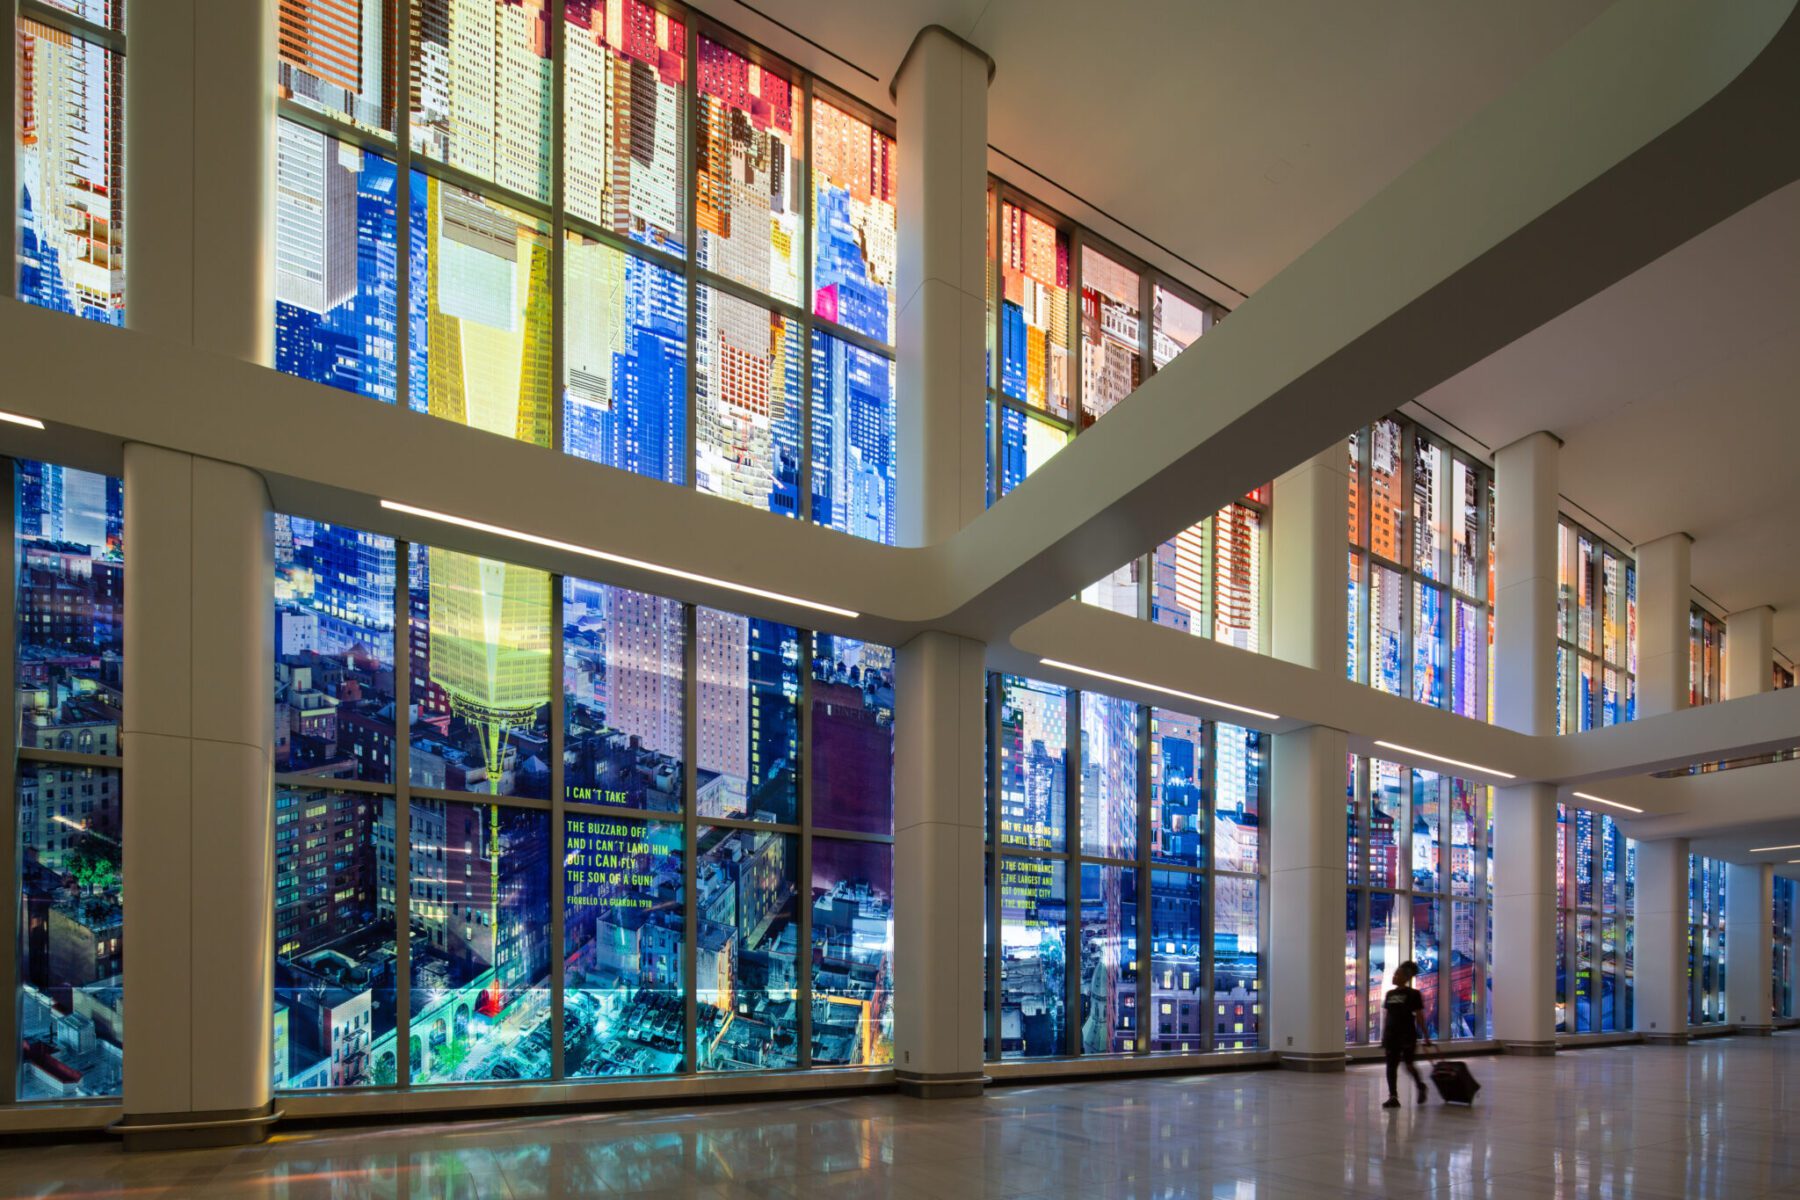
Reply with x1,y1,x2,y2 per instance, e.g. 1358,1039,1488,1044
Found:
15,463,125,1100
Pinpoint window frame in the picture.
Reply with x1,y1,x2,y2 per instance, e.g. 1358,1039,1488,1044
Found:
1555,516,1637,732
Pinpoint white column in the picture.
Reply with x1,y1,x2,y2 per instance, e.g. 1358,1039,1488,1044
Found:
120,445,275,1148
1635,533,1693,718
1491,433,1559,1051
1634,837,1692,1043
1725,606,1775,701
1492,784,1558,1053
1727,863,1774,1034
892,631,987,1096
1269,725,1350,1069
1493,432,1559,736
894,26,991,546
126,0,274,362
1270,446,1349,672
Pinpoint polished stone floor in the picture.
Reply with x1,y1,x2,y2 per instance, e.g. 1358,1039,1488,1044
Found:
1,1037,1796,1198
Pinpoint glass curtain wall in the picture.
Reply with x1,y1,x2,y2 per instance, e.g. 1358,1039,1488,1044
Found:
986,181,1228,502
1689,605,1725,707
987,676,1266,1060
13,1,125,322
1344,757,1492,1044
272,516,894,1091
11,459,126,1101
1556,519,1637,731
1553,805,1635,1034
271,1,898,544
1687,854,1728,1026
1346,419,1494,720
1775,875,1795,1021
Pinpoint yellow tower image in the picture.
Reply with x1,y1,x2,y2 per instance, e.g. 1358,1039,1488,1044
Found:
427,548,550,793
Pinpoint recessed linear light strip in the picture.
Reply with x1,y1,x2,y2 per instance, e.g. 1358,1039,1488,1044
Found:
380,500,860,620
1750,843,1800,853
1571,791,1643,815
1037,659,1281,722
1371,740,1516,781
0,411,45,429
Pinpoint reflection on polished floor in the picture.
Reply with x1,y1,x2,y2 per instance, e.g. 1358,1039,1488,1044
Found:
1,1037,1796,1198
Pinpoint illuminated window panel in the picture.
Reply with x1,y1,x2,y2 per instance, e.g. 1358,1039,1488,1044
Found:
1214,874,1259,1049
695,36,802,304
809,332,896,544
811,838,894,1066
1344,891,1359,1042
408,174,554,447
1150,708,1205,870
1627,564,1638,676
1346,758,1361,885
1413,583,1446,710
274,123,400,404
1449,779,1478,898
276,0,399,136
37,0,116,27
1150,869,1204,1053
273,787,396,1090
1213,503,1261,653
1578,655,1596,732
1452,458,1481,596
1412,436,1445,581
1412,770,1440,894
1080,692,1138,861
997,675,1067,853
562,578,685,814
1081,558,1140,617
408,546,553,799
1369,760,1402,890
15,21,124,324
695,285,802,518
1413,896,1440,1040
563,0,686,253
1449,901,1477,1038
274,516,398,783
1213,724,1262,873
16,462,123,754
1367,891,1400,1039
1151,519,1207,638
998,200,1070,418
1576,534,1597,654
1602,551,1624,667
694,825,800,1070
1602,666,1623,728
562,233,688,483
16,763,122,1100
811,98,896,344
810,635,895,836
1346,551,1362,681
1370,564,1404,697
1151,284,1208,370
407,800,552,1085
1452,598,1482,720
1368,419,1404,565
999,856,1066,1058
407,0,552,201
695,609,800,825
996,405,1069,497
563,814,685,1078
1079,247,1141,427
1078,864,1138,1053
1347,432,1363,547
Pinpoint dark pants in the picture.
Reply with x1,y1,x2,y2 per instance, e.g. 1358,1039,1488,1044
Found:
1384,1040,1423,1097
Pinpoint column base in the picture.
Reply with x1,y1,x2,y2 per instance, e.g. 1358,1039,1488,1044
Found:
113,1104,279,1152
895,1071,987,1099
1736,1025,1775,1037
1500,1040,1557,1057
1640,1032,1691,1046
1278,1052,1347,1072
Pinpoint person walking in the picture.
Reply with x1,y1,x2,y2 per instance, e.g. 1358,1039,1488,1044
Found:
1380,961,1432,1109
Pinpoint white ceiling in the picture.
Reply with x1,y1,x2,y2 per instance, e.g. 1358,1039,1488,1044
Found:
1418,179,1800,661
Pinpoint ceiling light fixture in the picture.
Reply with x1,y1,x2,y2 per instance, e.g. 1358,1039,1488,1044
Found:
1571,791,1643,814
1372,740,1517,780
1037,659,1281,722
1749,843,1800,853
381,500,861,620
0,411,46,430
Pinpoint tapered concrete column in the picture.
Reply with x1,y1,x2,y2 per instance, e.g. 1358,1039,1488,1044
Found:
1270,724,1350,1069
1271,447,1349,672
1492,784,1557,1053
1636,533,1693,718
894,26,992,546
1493,432,1560,737
1725,607,1775,700
1727,863,1775,1034
1634,837,1692,1043
892,631,987,1096
126,0,275,362
120,445,275,1148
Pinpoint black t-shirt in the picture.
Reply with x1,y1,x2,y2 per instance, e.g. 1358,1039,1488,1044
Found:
1382,985,1424,1045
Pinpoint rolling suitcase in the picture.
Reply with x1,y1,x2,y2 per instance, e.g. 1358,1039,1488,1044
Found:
1429,1052,1481,1105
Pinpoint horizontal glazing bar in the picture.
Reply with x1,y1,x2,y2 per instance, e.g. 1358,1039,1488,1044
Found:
271,775,395,797
17,1,123,52
15,747,121,769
